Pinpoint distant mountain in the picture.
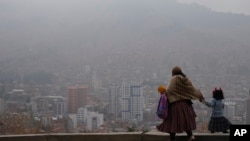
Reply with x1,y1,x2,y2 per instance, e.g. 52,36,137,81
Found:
0,0,250,82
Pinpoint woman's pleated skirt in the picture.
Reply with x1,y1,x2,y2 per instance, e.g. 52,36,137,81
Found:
156,100,197,133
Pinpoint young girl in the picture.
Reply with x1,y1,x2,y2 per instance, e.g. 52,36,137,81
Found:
203,87,231,133
156,85,168,119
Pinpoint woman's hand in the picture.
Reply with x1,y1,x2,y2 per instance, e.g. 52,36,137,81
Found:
199,98,206,104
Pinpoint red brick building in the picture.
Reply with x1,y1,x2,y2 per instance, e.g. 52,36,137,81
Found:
67,86,88,114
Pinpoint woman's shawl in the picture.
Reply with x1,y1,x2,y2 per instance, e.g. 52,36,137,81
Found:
166,75,203,103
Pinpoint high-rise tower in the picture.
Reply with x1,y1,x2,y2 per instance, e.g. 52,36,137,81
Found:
246,90,250,124
108,83,119,119
121,82,144,122
67,85,88,114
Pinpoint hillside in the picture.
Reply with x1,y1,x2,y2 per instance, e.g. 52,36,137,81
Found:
0,0,250,83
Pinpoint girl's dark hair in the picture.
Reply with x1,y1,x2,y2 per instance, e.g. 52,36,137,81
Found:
212,88,224,100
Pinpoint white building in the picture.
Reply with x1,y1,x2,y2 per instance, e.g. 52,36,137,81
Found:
224,101,236,120
76,107,104,131
68,114,77,129
121,81,144,122
86,111,104,131
77,107,87,126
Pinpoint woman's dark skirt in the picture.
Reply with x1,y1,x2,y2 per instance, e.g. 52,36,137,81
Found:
156,100,197,133
208,116,231,132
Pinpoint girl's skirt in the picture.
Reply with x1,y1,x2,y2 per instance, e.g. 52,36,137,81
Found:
208,116,231,132
156,100,197,133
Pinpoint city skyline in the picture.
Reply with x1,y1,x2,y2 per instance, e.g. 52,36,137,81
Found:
0,0,250,135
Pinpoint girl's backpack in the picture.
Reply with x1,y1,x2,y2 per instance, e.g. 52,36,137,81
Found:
156,93,169,119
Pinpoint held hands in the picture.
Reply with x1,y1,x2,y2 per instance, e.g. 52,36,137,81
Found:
199,97,205,103
200,99,206,104
199,96,206,104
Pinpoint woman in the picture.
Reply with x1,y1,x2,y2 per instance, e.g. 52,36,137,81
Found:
156,66,204,141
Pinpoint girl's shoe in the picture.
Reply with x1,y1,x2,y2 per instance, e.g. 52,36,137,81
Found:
188,135,195,141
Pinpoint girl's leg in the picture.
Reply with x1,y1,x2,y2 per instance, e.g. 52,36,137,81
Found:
170,132,176,141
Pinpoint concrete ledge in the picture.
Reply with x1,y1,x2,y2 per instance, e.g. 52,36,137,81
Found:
0,132,229,141
144,132,229,141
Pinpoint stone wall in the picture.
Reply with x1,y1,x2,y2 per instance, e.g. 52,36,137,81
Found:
0,132,229,141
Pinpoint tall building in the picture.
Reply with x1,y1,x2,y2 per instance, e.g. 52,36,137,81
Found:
35,96,66,116
92,71,103,90
67,85,88,114
246,98,250,124
86,111,104,131
224,101,236,121
121,82,144,122
108,83,119,119
77,107,87,126
0,84,4,98
0,98,5,114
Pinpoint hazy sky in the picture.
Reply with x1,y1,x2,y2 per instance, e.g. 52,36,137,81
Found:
1,0,250,14
177,0,250,15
